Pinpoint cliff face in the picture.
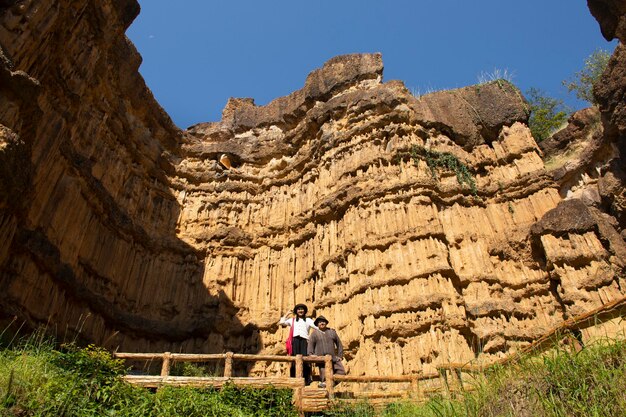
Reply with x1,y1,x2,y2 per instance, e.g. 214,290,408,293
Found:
587,0,626,231
0,0,257,353
1,0,626,376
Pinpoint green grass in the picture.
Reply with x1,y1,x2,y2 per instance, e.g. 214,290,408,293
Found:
0,336,297,417
315,337,626,417
2,333,626,416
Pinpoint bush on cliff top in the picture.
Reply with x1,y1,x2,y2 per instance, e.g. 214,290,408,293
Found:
526,87,569,142
563,48,612,105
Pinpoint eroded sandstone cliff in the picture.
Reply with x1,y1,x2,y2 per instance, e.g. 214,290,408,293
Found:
1,0,625,377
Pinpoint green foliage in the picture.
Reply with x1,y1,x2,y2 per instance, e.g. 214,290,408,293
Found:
52,343,127,382
218,384,296,417
0,342,297,417
151,385,296,417
526,87,569,142
170,361,214,377
4,334,626,417
315,338,626,417
535,339,626,417
316,397,468,417
319,400,376,416
410,145,477,195
563,49,612,104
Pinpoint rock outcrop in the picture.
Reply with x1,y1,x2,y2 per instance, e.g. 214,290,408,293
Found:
540,108,611,206
586,0,626,231
1,0,625,378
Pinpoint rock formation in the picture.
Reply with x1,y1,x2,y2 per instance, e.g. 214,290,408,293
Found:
587,0,626,231
1,0,626,378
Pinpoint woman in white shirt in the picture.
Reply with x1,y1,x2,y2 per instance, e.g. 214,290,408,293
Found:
279,303,317,384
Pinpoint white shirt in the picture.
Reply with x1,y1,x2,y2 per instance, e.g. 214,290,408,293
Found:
279,316,318,339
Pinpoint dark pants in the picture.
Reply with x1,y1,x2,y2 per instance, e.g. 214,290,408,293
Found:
290,336,311,384
318,358,346,382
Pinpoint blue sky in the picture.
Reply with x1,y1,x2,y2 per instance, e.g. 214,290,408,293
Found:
127,1,616,129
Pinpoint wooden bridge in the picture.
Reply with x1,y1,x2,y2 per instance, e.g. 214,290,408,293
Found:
114,295,626,415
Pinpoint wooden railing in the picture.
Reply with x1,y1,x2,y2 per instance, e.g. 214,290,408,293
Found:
436,294,626,389
115,295,626,413
114,349,469,411
114,352,344,413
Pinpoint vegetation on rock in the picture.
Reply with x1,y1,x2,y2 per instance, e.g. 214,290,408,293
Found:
563,48,612,104
525,49,611,143
526,87,569,142
410,145,477,195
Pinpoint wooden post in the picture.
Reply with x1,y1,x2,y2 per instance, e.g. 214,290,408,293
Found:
294,356,305,417
292,386,304,417
295,354,303,379
161,352,172,377
224,352,233,378
410,375,421,400
324,355,334,399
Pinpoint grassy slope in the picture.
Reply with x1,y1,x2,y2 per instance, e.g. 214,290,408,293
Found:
319,338,626,417
0,339,297,417
1,336,626,416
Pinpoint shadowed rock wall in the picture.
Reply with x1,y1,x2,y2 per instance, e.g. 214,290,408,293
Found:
0,0,259,354
1,0,625,377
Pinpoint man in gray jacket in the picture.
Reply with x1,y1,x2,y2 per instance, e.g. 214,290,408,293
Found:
307,316,346,388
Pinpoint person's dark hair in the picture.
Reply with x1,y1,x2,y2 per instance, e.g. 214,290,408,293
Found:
314,316,328,326
293,303,308,321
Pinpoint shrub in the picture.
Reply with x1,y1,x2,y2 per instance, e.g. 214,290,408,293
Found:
563,49,612,104
526,87,569,142
0,342,297,417
410,145,477,195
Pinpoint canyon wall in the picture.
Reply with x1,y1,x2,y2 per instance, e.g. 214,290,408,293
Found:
1,0,625,377
0,0,258,354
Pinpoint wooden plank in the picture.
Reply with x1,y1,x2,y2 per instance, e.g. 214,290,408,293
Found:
116,352,330,364
302,355,329,364
410,375,421,400
232,353,296,362
421,372,442,380
302,389,328,399
351,391,407,398
295,355,303,379
293,386,303,416
169,353,226,361
114,353,166,360
301,399,328,412
334,374,418,382
123,375,304,389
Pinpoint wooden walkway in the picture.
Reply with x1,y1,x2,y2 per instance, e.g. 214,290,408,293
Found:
114,295,626,414
114,352,443,414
